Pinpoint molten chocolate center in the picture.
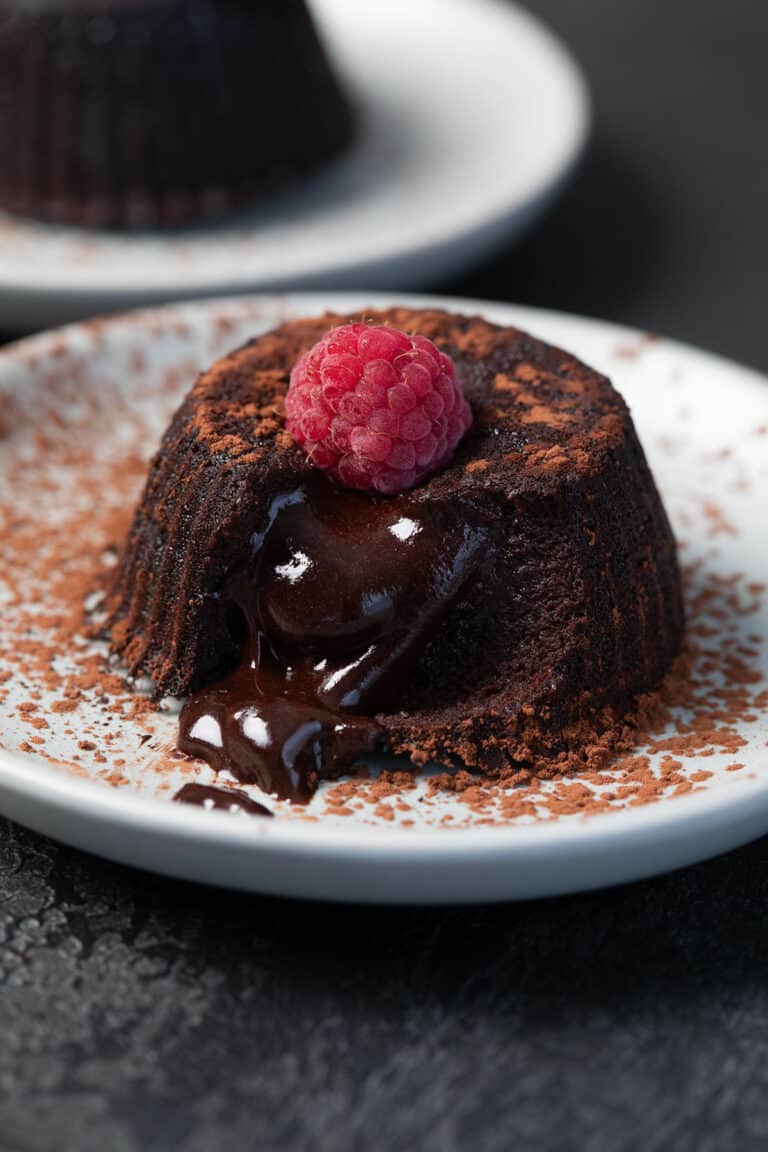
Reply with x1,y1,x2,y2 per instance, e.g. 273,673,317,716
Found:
178,475,485,803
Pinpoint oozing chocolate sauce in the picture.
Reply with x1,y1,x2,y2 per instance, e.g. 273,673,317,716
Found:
178,475,485,803
173,782,273,817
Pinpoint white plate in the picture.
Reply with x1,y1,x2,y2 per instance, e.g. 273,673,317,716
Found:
0,0,589,332
1,292,767,903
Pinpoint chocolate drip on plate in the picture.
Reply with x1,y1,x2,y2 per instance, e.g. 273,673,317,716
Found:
173,782,273,817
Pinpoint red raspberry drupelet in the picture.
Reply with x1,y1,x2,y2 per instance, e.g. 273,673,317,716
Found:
285,323,473,493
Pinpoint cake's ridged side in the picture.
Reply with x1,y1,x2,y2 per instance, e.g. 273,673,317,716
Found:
107,347,317,695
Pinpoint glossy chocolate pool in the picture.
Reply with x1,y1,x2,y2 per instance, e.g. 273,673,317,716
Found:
178,474,485,802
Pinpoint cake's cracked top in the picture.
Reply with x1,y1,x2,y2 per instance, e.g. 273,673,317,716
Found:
178,308,628,499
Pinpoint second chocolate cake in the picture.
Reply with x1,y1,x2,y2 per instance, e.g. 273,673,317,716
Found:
0,0,354,228
105,308,684,801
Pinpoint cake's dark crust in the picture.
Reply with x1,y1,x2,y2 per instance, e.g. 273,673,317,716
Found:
106,308,685,774
0,0,354,228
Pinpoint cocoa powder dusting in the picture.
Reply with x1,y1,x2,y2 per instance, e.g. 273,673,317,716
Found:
0,342,169,794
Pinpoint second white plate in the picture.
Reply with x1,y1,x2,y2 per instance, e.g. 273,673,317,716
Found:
0,0,589,330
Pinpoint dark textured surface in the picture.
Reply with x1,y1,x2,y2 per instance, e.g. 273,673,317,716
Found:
5,827,768,1152
2,1,768,1149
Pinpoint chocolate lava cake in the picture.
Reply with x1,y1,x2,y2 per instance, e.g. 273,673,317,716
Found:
0,0,354,228
106,308,684,801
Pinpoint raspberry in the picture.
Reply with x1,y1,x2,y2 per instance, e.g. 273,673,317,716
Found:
285,323,472,494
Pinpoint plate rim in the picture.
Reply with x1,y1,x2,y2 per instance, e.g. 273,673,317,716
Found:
1,290,768,884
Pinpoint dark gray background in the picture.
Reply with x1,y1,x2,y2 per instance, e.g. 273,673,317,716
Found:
2,2,768,1150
